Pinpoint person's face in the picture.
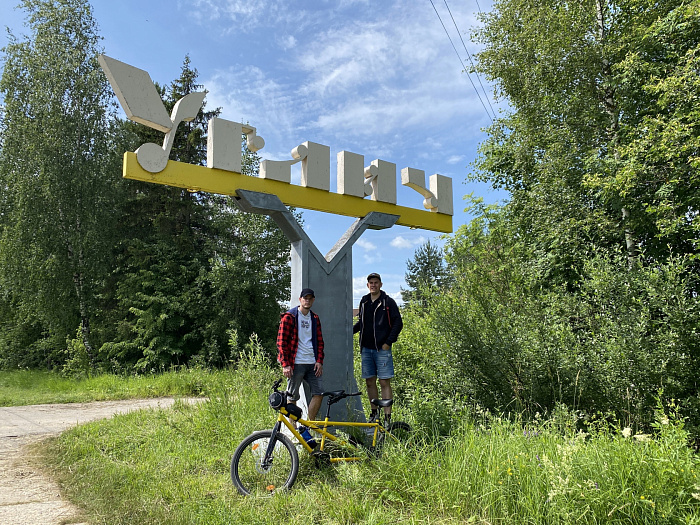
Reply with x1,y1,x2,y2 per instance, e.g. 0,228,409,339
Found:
299,294,315,309
367,278,382,294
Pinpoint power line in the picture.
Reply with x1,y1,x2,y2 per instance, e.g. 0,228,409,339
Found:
442,0,497,120
428,0,495,124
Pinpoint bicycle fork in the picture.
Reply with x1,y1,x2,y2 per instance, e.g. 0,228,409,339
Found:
260,420,283,470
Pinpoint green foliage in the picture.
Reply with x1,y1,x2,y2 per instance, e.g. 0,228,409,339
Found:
400,239,450,306
0,0,124,368
584,1,700,263
0,4,290,372
473,0,699,284
63,327,92,378
95,59,289,371
388,0,699,438
395,193,700,434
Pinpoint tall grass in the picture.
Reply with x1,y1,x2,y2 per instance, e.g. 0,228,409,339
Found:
33,362,700,524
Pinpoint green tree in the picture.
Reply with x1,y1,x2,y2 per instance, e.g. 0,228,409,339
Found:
586,1,700,265
394,1,700,432
473,0,699,278
400,239,449,306
0,0,123,368
98,58,290,370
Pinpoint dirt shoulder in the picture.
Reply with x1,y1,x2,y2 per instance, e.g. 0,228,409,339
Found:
0,398,201,525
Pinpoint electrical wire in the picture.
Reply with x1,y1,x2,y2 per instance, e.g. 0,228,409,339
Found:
428,0,495,123
443,0,497,120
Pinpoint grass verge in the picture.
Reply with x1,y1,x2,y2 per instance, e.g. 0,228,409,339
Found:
0,368,220,406
30,363,700,524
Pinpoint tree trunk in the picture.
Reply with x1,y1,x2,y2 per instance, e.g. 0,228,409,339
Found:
597,0,638,264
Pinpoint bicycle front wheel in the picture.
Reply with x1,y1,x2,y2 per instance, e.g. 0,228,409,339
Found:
231,430,299,496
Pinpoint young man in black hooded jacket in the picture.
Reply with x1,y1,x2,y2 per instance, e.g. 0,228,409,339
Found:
353,273,403,422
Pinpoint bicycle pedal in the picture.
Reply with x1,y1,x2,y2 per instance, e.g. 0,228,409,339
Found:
312,451,331,467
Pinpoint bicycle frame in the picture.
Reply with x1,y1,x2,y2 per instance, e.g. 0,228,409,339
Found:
231,381,412,496
277,404,385,461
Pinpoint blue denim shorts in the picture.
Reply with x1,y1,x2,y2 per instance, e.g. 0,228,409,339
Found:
287,363,323,401
361,347,394,380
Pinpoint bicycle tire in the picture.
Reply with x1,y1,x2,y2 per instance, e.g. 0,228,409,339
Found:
386,421,412,442
373,421,413,454
231,430,299,496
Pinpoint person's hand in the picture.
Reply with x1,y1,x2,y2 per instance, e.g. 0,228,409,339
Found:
282,365,293,378
314,362,323,377
381,344,391,351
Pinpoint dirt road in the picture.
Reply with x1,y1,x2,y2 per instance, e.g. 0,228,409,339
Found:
0,398,200,525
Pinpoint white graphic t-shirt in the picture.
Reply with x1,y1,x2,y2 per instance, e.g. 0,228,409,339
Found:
295,310,315,365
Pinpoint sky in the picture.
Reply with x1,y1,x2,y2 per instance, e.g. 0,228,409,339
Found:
0,0,507,305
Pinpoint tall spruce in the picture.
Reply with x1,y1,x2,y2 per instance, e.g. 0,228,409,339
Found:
99,57,290,370
401,240,449,306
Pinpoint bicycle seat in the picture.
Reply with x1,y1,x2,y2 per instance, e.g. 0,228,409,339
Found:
322,390,346,398
370,398,394,408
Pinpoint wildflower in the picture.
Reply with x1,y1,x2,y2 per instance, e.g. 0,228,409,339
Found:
621,427,632,438
633,434,651,442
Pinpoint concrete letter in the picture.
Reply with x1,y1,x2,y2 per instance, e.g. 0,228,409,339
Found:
337,151,365,197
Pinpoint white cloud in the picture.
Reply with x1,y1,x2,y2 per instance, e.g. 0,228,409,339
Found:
198,1,495,170
356,238,376,251
388,291,404,305
390,235,427,249
280,35,297,51
363,252,380,264
187,0,288,29
447,155,466,165
352,273,405,304
353,276,368,299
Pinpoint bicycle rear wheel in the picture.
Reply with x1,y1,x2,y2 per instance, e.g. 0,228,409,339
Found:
386,421,412,442
373,421,413,454
231,430,299,496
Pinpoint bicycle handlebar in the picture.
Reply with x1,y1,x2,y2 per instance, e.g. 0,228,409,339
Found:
272,379,362,408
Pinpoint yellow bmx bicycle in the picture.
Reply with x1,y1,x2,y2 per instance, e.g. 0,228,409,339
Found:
231,378,412,496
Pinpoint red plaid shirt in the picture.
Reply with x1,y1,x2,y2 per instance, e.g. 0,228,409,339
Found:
277,307,324,368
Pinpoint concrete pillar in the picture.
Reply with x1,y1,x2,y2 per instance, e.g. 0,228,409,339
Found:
235,190,398,422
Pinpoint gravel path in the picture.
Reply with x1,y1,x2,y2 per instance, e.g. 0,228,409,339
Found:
0,398,201,525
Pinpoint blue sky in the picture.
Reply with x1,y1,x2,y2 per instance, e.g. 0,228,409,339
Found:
1,0,507,304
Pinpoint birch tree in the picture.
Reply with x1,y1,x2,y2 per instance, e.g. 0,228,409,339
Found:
0,0,122,367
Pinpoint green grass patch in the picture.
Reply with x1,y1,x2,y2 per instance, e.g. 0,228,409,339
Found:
0,368,221,406
32,363,700,524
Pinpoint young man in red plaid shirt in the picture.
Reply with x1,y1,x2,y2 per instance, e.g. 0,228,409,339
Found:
277,288,325,421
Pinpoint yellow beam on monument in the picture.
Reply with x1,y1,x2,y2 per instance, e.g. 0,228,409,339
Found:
123,152,453,233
